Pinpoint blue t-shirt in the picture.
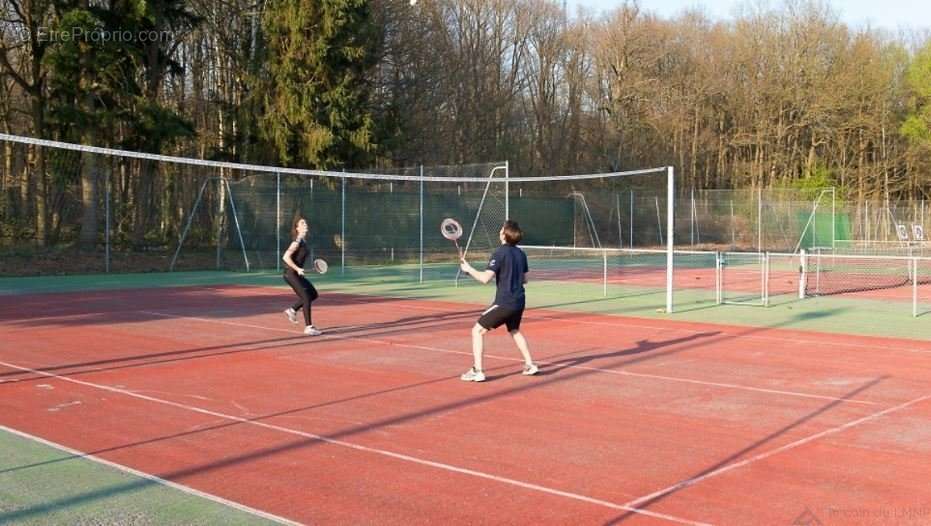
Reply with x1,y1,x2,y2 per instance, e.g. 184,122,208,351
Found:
487,244,528,309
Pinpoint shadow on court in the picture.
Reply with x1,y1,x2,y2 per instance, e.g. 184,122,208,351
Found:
0,330,720,523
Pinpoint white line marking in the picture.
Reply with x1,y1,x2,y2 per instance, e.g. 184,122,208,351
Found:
0,423,300,525
6,291,931,354
0,360,707,526
138,310,879,406
356,297,931,355
622,392,931,510
48,401,82,412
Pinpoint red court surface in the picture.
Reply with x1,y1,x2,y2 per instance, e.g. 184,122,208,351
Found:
2,285,931,525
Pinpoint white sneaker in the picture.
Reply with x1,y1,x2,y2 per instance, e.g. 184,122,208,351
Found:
304,325,322,336
460,367,486,382
284,308,298,324
522,363,540,376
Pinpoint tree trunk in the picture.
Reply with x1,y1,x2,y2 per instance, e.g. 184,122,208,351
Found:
2,140,11,216
20,148,30,220
134,160,153,247
79,147,99,250
31,98,48,246
34,147,47,246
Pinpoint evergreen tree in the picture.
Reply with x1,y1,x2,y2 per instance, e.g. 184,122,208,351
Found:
258,0,379,168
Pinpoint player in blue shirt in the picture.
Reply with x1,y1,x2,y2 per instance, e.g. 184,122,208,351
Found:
459,220,539,382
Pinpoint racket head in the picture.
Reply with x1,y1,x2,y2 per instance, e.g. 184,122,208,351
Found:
313,258,329,274
440,218,463,241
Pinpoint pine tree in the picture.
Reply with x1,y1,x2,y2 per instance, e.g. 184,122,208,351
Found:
258,0,379,168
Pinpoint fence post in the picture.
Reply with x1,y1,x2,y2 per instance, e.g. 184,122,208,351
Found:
616,192,622,248
419,164,424,284
216,177,225,270
105,177,110,273
798,249,808,298
758,186,763,251
504,160,509,220
276,172,281,273
341,175,346,275
763,252,770,307
832,187,836,249
665,166,675,314
690,187,695,246
730,200,735,246
602,249,608,297
913,257,919,318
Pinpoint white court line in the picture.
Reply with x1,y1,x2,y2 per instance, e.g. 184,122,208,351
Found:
0,424,299,525
343,296,931,355
157,288,931,356
8,289,931,354
139,310,879,406
0,360,707,526
622,391,931,510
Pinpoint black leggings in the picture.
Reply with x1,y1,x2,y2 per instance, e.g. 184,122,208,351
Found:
284,271,318,325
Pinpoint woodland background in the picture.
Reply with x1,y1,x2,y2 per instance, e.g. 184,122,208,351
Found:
1,0,930,257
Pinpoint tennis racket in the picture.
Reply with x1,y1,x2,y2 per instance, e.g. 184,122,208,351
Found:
440,218,464,257
313,258,329,274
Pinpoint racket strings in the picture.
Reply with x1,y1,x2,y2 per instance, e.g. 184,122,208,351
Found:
441,218,463,241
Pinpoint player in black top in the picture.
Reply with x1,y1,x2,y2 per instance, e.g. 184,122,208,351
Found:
458,220,539,382
282,215,322,336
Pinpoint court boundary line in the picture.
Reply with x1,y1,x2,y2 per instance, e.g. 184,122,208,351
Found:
0,301,897,406
341,295,931,355
4,285,931,354
0,424,300,525
137,310,880,406
622,391,931,510
7,284,931,354
0,360,708,526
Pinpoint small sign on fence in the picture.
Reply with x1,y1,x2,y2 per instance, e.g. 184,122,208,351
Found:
896,223,910,241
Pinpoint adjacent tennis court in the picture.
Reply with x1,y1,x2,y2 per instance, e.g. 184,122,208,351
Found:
2,266,931,525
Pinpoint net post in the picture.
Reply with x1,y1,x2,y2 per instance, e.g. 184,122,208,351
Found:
666,166,674,314
798,249,807,299
224,178,251,272
419,164,424,284
913,257,918,318
715,251,722,305
276,172,281,273
603,249,608,297
763,252,771,307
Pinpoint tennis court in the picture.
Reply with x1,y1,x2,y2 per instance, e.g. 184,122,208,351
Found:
3,266,931,525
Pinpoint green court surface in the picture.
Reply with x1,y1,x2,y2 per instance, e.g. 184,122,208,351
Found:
1,264,928,341
0,427,279,525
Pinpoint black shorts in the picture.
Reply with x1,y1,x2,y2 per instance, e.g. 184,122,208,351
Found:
477,304,524,332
